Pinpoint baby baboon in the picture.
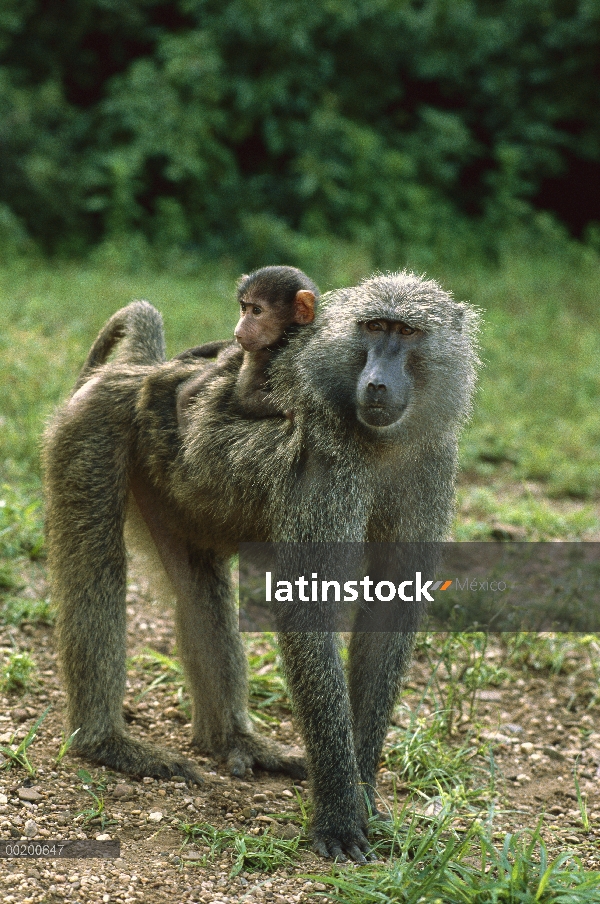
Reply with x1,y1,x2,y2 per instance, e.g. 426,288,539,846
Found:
43,271,479,862
233,266,318,417
176,266,319,421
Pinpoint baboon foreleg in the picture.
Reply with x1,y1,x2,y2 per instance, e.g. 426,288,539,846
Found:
347,631,416,817
278,632,371,862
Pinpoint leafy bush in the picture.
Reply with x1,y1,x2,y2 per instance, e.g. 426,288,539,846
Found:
0,1,598,262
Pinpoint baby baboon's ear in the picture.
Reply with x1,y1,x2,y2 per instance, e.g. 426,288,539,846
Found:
293,290,316,324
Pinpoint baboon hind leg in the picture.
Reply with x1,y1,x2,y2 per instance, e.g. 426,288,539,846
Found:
45,400,202,783
174,549,306,779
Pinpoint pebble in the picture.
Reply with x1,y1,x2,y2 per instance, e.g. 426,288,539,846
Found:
12,709,30,723
112,784,134,799
380,770,398,782
424,799,443,816
273,823,300,839
147,811,163,822
18,787,43,802
543,746,565,761
23,819,38,837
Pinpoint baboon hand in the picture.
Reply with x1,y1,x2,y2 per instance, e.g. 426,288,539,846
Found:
312,827,377,864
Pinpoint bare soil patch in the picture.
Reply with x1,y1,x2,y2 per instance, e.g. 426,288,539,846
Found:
1,558,600,903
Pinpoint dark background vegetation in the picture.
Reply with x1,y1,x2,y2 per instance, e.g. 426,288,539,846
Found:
1,0,599,268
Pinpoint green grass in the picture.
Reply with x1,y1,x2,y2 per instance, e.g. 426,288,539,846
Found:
0,596,54,627
451,249,600,503
1,247,599,527
179,822,301,875
0,707,50,777
0,485,44,559
1,650,36,693
455,486,599,540
318,819,600,903
0,260,240,486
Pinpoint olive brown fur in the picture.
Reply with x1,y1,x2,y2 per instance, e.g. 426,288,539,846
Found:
43,272,479,862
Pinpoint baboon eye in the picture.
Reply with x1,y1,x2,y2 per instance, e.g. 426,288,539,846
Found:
400,324,416,335
252,305,262,316
366,320,385,331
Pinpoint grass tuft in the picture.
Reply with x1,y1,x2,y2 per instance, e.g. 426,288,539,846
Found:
179,822,300,875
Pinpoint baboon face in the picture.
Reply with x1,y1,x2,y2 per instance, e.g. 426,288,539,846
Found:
234,266,318,354
234,298,280,351
355,319,422,428
234,291,315,353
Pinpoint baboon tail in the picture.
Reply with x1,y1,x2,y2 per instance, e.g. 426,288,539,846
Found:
74,300,166,391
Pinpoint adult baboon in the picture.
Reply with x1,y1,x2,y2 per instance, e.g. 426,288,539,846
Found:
44,272,479,861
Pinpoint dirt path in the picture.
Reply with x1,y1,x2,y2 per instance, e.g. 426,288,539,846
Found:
1,560,600,903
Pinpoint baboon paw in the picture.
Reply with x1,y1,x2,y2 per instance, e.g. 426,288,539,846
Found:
87,736,204,785
220,734,307,780
268,754,307,781
312,828,376,864
158,757,204,785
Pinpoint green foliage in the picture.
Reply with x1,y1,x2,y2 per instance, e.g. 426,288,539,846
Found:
418,633,509,733
0,564,20,592
0,707,50,777
1,596,54,627
0,262,238,485
1,244,599,510
246,637,290,722
55,728,81,766
319,819,600,903
0,486,44,558
502,633,600,679
0,1,599,261
384,713,480,796
76,767,114,829
1,650,36,693
179,822,300,875
454,246,600,502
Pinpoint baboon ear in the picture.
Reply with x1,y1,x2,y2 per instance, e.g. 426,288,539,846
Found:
293,290,316,324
